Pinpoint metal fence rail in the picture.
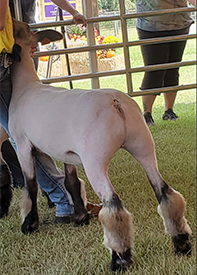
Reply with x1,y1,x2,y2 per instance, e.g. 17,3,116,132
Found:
27,0,196,96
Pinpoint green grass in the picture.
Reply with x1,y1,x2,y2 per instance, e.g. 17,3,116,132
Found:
0,90,196,274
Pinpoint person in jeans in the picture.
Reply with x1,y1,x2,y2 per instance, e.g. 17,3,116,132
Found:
136,0,195,125
0,0,100,223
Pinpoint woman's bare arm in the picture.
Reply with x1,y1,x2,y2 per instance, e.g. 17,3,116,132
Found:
0,0,9,31
52,0,87,25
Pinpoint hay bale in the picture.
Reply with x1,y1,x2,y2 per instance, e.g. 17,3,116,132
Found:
37,40,124,79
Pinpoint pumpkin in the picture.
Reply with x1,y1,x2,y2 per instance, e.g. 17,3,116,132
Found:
69,33,74,39
39,56,49,62
106,50,115,58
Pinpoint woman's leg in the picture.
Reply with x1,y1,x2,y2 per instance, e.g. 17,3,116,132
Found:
137,28,169,124
162,27,190,119
163,92,177,111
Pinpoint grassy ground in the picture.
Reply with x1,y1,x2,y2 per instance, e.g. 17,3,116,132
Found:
0,89,196,274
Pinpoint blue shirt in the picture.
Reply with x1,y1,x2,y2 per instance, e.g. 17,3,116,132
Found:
136,0,193,31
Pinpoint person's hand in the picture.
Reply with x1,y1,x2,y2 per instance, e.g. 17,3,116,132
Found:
30,43,38,57
29,32,38,57
73,11,87,27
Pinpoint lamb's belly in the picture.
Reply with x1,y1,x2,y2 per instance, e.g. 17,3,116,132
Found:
31,135,82,166
51,149,82,166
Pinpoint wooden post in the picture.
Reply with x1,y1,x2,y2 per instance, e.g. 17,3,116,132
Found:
83,0,100,89
92,0,100,35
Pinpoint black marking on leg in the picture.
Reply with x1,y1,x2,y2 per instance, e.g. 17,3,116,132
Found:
21,210,39,235
64,164,88,225
22,177,39,234
147,176,169,203
110,249,132,273
103,194,123,210
172,233,192,256
0,164,13,218
160,182,170,201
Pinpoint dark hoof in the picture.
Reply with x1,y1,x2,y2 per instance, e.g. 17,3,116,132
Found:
0,164,13,218
21,211,39,235
74,213,91,226
172,234,192,255
110,249,132,273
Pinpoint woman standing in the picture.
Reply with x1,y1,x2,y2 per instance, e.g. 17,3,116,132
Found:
136,0,195,125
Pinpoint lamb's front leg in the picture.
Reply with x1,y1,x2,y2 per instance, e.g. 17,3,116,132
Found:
64,164,90,225
21,177,39,234
16,141,39,234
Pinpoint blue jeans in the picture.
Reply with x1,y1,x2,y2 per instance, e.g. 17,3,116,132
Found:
0,63,74,217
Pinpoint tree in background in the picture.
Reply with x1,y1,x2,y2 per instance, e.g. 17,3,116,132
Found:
125,0,135,11
97,0,119,11
97,0,135,12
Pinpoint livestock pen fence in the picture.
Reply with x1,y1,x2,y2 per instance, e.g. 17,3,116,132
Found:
13,0,196,97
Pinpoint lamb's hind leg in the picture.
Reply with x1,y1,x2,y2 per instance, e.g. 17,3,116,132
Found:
16,140,39,234
64,164,89,225
80,157,134,272
99,194,134,272
124,124,192,255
